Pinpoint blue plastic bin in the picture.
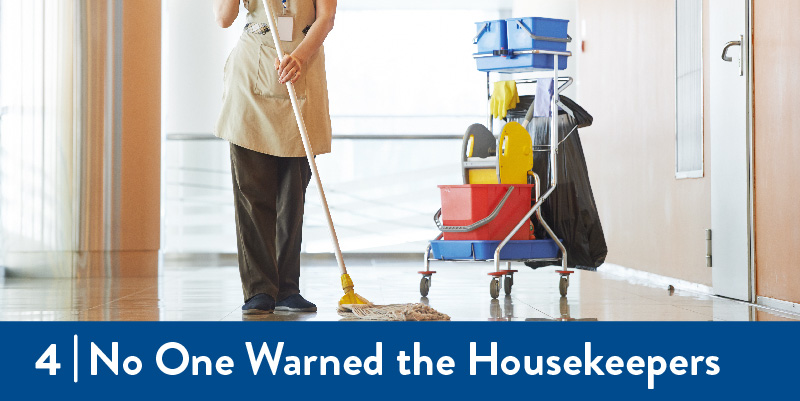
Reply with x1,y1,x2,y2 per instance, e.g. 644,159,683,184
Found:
430,240,561,261
474,20,507,53
506,17,569,52
430,241,474,260
473,16,570,72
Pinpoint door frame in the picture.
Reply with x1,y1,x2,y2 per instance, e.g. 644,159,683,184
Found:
746,0,755,303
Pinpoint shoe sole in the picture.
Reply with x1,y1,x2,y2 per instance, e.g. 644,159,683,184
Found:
274,306,317,312
242,309,274,315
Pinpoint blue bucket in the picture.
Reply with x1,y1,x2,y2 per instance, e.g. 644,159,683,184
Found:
474,20,508,53
506,17,570,52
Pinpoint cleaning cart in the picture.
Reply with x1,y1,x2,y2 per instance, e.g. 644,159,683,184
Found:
420,17,575,299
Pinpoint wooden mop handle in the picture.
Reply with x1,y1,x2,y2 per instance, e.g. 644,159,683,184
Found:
260,0,348,276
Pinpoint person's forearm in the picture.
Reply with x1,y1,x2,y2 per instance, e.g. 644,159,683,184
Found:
214,0,240,28
291,2,336,63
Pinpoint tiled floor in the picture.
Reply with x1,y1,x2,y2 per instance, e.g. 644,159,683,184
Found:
0,256,797,321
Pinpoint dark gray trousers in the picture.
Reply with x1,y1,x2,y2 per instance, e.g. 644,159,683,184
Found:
229,143,311,302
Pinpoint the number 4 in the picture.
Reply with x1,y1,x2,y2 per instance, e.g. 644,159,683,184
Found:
36,344,61,375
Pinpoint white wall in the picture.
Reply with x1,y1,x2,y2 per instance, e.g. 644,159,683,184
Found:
512,0,578,21
162,0,512,135
162,0,244,135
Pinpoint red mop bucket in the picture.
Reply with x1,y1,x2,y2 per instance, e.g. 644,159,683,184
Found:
438,184,534,241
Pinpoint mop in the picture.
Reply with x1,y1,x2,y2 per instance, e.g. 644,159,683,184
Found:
260,0,449,321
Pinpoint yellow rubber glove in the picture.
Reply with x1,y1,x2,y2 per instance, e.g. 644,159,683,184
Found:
489,80,520,119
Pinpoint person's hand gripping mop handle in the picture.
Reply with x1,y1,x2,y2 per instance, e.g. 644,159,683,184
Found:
260,0,367,306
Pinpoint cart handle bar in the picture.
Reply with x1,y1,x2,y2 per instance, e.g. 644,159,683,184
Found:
473,49,572,59
434,186,516,233
473,22,490,45
514,20,572,43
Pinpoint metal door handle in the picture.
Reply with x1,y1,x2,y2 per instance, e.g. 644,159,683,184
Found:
721,40,741,62
721,35,744,76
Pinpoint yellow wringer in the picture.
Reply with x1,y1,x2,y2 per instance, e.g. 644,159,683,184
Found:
461,122,533,185
498,122,533,184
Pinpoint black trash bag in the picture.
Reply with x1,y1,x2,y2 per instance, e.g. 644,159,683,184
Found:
520,99,607,270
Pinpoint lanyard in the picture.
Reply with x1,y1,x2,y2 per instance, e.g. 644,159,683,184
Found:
282,0,287,15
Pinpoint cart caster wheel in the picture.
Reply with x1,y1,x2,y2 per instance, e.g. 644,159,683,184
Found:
504,275,513,296
420,276,431,297
559,276,569,297
490,278,500,299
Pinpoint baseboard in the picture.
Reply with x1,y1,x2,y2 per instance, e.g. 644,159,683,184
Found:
3,251,159,278
757,296,800,315
599,263,714,295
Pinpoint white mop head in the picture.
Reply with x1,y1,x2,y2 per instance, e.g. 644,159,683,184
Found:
338,303,451,321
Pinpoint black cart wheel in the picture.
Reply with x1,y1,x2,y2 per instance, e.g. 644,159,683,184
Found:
504,275,513,296
420,277,431,297
490,278,501,299
559,276,569,297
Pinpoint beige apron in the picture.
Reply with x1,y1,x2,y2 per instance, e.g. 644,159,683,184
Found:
216,0,332,157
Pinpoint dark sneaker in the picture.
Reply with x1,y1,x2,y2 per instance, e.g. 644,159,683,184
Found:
242,293,275,315
276,294,317,312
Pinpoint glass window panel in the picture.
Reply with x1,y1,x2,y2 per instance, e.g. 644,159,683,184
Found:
675,0,703,178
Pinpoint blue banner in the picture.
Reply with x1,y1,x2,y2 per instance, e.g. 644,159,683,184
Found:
0,322,794,400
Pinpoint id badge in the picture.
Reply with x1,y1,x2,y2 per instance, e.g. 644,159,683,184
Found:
277,16,294,42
